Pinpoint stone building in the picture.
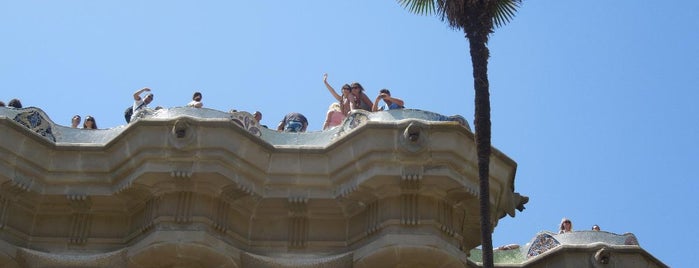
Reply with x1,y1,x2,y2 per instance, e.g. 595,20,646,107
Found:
0,107,665,267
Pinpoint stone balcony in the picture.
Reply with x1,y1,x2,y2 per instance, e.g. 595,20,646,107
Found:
468,231,667,268
0,106,527,267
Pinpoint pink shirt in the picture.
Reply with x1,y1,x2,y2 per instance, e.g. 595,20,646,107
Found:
325,110,345,129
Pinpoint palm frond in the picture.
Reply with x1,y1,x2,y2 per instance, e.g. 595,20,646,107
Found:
397,0,437,16
493,0,522,28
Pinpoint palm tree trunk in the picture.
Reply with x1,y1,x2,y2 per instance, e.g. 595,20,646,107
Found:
467,31,494,267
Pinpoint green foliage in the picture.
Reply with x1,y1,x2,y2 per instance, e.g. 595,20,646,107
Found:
493,0,522,28
397,0,436,15
397,0,522,30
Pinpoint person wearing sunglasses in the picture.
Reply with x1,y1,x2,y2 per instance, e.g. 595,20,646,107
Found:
323,73,351,115
349,82,373,112
559,218,573,234
83,115,98,130
71,115,81,128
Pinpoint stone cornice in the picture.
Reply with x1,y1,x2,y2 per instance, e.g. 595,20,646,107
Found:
0,106,527,267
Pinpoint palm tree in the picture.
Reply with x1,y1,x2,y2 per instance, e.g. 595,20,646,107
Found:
398,0,522,267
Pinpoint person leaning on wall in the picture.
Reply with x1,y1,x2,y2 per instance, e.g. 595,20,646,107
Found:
372,88,404,112
71,115,81,128
187,91,203,108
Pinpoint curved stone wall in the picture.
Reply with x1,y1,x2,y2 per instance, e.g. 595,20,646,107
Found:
0,106,469,146
0,106,526,268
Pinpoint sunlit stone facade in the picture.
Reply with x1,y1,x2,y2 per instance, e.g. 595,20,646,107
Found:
0,107,664,267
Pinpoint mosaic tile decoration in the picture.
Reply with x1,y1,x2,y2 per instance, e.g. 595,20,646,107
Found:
1,107,469,146
230,112,262,137
526,233,560,258
446,115,470,130
12,109,56,142
624,233,639,245
347,111,370,130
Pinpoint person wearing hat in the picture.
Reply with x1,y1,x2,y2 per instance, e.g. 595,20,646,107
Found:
131,87,154,121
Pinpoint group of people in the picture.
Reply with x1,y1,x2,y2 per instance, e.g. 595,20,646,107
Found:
0,98,23,109
3,75,405,133
1,97,99,129
558,218,602,234
71,115,98,129
269,74,407,133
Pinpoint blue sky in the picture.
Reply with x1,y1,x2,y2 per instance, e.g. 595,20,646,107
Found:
2,1,698,266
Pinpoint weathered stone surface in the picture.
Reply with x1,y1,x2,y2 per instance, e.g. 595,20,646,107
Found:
0,107,526,267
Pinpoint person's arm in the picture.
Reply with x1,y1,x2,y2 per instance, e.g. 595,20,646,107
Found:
133,87,150,101
277,118,285,132
323,111,332,130
193,101,203,108
386,96,404,107
372,95,382,112
323,73,342,102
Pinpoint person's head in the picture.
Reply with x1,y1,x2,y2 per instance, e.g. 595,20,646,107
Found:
350,82,364,95
329,102,341,112
379,88,392,100
0,101,5,107
254,111,262,122
192,92,202,101
144,93,154,104
71,115,81,128
592,224,600,231
8,98,22,108
284,122,306,133
83,115,97,129
560,218,573,232
341,84,351,96
281,113,308,133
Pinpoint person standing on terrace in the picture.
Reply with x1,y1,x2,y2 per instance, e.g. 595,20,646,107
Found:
323,102,345,130
559,218,573,234
187,91,203,108
71,115,81,128
82,115,98,129
277,112,308,133
323,73,351,115
349,82,373,112
254,111,268,128
372,88,404,112
131,87,154,121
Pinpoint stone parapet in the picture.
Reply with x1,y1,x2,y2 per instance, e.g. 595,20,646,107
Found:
0,106,525,267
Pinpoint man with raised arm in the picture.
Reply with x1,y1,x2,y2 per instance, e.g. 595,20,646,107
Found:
131,87,154,121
